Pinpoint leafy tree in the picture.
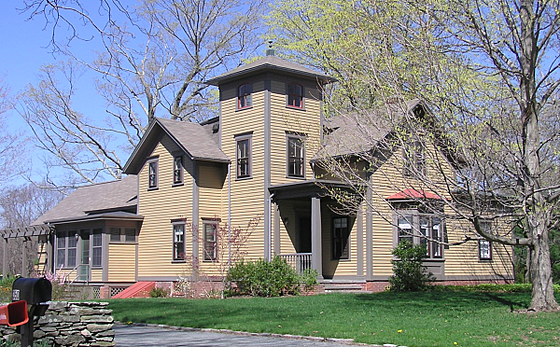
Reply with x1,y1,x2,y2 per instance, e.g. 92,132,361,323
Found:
268,0,560,311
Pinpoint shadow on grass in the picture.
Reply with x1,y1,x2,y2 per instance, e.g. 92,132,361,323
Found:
353,290,531,311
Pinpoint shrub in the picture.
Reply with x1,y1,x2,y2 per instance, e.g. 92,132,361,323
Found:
227,256,316,297
389,241,435,292
149,287,170,298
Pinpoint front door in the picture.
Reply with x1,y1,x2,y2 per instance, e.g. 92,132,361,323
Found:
80,230,90,282
297,216,311,253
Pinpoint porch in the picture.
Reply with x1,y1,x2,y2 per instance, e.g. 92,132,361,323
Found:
270,180,363,281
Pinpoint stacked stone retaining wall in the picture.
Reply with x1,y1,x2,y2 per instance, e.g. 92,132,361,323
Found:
0,301,114,346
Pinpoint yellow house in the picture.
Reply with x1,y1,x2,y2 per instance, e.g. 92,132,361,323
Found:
31,51,513,297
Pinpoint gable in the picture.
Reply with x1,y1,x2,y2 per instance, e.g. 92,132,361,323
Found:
124,118,230,175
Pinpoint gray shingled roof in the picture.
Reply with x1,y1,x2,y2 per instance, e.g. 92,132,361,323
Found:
123,117,230,174
314,99,424,160
205,55,336,86
157,118,228,162
32,175,138,225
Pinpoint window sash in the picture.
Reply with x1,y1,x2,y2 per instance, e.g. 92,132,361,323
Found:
173,156,183,184
125,228,136,242
173,224,186,261
238,84,252,109
56,231,78,268
287,83,303,108
148,161,158,188
203,223,218,261
396,213,443,259
92,230,102,267
288,137,304,177
236,138,251,178
479,240,492,260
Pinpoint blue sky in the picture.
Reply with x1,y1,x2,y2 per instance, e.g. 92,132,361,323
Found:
0,2,123,185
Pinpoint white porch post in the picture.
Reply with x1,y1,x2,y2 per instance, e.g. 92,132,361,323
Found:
311,196,323,279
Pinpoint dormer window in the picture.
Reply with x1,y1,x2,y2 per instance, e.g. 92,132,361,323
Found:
287,83,303,108
238,83,252,109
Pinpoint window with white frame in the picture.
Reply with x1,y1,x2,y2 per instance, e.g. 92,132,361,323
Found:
478,221,492,260
332,217,350,260
173,156,183,184
396,211,444,259
148,159,158,188
479,240,492,260
287,135,305,178
203,221,218,261
173,222,186,261
236,135,252,179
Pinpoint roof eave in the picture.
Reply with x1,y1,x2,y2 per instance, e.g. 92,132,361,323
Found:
205,63,337,86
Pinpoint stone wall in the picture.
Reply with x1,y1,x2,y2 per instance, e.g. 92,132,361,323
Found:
0,301,115,346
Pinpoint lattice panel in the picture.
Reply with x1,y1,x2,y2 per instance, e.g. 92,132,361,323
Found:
110,286,128,298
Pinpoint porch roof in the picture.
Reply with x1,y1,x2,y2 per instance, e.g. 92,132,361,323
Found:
40,211,144,225
269,179,354,200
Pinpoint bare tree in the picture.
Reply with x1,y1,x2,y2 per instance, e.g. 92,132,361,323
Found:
0,79,26,184
18,0,265,187
0,184,65,276
269,0,560,311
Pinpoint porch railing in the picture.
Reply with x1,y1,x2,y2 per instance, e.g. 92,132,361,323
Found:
279,253,312,274
67,264,90,284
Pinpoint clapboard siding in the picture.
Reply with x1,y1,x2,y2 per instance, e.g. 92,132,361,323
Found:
108,244,136,282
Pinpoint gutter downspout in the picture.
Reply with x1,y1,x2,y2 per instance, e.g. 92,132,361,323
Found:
228,163,232,270
267,193,275,261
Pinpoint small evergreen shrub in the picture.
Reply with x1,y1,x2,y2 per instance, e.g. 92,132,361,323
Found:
227,256,317,297
149,287,170,298
389,241,435,291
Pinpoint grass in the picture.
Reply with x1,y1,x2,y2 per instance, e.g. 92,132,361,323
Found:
109,291,560,347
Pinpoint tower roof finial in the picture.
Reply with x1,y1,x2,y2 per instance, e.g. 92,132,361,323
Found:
266,40,275,56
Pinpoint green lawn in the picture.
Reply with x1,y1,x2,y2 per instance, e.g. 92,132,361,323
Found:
109,292,560,347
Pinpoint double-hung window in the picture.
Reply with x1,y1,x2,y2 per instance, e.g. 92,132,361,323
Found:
287,83,303,108
236,134,252,179
332,217,350,260
403,141,425,176
92,229,102,267
478,221,492,260
148,159,158,189
238,83,252,109
173,222,186,261
173,156,183,185
287,135,305,178
203,221,218,261
56,231,77,268
396,211,444,259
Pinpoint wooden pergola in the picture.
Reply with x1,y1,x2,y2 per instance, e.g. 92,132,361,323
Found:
0,225,54,277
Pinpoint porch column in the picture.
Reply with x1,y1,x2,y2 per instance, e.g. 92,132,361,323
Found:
311,196,323,279
3,237,7,277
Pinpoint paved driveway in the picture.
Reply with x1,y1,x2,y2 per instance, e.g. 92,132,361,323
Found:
114,324,381,347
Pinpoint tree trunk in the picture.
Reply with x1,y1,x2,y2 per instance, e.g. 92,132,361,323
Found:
528,231,559,311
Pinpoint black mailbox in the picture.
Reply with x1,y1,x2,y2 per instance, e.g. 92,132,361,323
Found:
12,278,52,306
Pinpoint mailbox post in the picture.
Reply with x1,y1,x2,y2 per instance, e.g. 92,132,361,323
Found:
12,278,52,347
